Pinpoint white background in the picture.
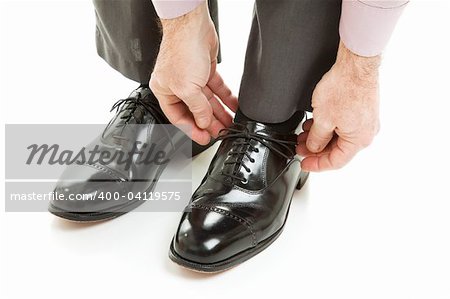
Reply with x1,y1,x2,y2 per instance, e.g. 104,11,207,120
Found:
1,1,450,298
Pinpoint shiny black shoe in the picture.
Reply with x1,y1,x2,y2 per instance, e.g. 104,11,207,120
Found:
169,120,309,272
48,85,212,222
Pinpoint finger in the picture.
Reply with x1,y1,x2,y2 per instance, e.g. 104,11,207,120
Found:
306,119,335,153
297,133,336,157
202,85,214,101
209,95,233,128
175,85,213,130
209,59,217,81
302,118,313,132
160,94,223,141
301,137,358,172
206,115,226,138
150,75,212,144
207,71,239,112
296,144,315,157
203,85,233,128
297,131,308,144
159,99,211,145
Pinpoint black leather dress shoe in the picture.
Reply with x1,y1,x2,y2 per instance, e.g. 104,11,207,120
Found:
48,86,212,222
169,120,309,272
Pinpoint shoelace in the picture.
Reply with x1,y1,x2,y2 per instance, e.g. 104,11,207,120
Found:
110,92,166,127
216,125,297,183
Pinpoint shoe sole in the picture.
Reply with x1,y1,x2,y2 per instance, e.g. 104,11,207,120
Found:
48,202,135,222
168,170,309,273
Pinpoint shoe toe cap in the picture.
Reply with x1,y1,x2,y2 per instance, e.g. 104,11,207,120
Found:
172,206,254,265
50,164,127,213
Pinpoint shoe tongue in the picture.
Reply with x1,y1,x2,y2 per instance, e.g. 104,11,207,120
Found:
234,121,294,140
128,86,151,98
231,120,297,156
232,121,266,133
101,90,154,146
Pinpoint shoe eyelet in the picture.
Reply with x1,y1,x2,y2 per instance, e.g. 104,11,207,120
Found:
250,158,255,163
241,178,248,184
254,148,259,153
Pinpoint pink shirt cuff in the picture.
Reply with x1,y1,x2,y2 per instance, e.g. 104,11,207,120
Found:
152,0,204,19
339,0,408,57
152,0,407,56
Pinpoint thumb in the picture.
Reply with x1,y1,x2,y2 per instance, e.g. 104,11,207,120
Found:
306,120,334,153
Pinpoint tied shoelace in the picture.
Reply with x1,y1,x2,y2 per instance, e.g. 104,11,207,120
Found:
216,125,297,183
110,92,166,128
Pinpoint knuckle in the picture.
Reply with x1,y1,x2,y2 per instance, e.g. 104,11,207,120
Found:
313,115,333,128
149,73,170,94
149,74,159,90
312,131,332,141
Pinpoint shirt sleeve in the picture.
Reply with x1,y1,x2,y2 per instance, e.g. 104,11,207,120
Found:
152,0,205,19
339,0,409,57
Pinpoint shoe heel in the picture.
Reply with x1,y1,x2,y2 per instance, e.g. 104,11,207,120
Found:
296,171,310,190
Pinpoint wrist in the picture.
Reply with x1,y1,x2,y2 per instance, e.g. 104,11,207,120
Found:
335,41,381,87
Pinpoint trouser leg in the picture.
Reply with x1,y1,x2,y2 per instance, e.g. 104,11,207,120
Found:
93,0,220,84
238,0,342,123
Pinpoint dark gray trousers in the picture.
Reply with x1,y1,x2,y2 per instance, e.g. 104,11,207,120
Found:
94,0,341,123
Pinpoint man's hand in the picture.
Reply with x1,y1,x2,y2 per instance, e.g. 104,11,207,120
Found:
150,2,238,145
297,41,381,172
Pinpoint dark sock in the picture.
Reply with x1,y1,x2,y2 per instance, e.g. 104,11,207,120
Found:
234,109,304,134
